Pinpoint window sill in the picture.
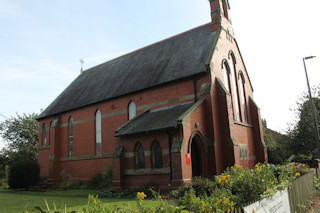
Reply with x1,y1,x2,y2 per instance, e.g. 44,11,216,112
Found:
60,153,113,161
234,121,252,128
38,145,50,150
124,167,170,175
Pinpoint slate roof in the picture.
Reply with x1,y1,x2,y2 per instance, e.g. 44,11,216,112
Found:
114,102,194,137
38,24,217,119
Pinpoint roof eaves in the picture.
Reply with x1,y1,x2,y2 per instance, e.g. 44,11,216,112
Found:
205,28,221,68
37,72,208,121
216,78,231,95
114,109,149,134
176,98,205,124
115,126,177,137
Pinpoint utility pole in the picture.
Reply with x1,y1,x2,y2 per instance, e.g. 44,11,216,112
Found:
303,56,320,157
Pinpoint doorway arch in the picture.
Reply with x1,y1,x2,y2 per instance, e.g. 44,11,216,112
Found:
189,132,207,177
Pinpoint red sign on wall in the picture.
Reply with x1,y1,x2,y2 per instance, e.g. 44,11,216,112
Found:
186,154,191,165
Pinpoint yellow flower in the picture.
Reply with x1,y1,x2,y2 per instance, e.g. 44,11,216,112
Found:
234,164,242,168
295,173,301,177
137,192,147,198
255,162,260,168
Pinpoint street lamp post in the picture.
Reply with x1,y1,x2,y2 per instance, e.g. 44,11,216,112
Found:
303,56,320,157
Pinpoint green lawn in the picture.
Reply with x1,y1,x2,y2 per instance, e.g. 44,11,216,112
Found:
0,188,152,213
0,187,100,197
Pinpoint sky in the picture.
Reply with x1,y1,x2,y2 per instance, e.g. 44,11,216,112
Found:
0,0,320,149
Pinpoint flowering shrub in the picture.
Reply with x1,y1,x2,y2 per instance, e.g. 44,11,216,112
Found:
217,163,274,204
136,191,147,212
174,162,312,210
172,176,216,198
26,162,313,212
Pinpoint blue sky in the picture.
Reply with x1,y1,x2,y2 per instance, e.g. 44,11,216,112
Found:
0,0,320,148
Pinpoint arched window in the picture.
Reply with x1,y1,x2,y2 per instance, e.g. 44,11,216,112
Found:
42,124,47,146
68,117,74,157
128,101,136,120
222,60,231,92
95,110,102,156
239,72,248,123
135,142,145,169
229,53,241,121
48,121,52,146
152,140,163,168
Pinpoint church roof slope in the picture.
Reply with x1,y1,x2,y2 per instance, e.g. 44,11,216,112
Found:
114,102,195,137
38,24,217,119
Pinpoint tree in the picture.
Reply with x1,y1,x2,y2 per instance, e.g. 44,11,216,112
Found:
262,119,290,164
0,113,39,162
287,85,320,157
8,159,40,189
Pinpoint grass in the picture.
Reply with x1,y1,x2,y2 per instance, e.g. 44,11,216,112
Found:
0,187,100,197
0,187,153,212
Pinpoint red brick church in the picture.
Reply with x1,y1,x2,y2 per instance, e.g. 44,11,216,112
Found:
37,0,267,189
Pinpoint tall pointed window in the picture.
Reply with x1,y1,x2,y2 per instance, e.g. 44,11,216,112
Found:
128,101,136,120
239,72,248,123
42,124,47,146
68,117,74,157
95,110,102,156
222,60,231,92
152,140,163,168
48,121,52,146
135,142,145,169
229,53,241,121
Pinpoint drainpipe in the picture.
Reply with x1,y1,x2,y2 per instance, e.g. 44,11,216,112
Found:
193,77,198,102
167,133,173,184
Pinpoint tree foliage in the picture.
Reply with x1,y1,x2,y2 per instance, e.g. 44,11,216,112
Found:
262,119,290,164
0,113,39,162
8,158,40,189
288,85,320,157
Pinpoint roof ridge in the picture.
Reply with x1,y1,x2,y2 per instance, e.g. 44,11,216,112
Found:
85,23,211,73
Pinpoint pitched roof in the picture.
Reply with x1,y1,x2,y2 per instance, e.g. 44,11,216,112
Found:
114,102,194,137
38,24,217,119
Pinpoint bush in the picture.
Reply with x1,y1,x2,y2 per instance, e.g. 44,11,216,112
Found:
220,164,270,204
172,176,216,199
66,176,87,189
179,188,235,212
0,170,5,179
101,165,112,187
174,162,310,209
8,159,40,189
87,173,104,189
87,165,113,189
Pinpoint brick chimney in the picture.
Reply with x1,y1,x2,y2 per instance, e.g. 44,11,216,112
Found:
209,0,231,32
